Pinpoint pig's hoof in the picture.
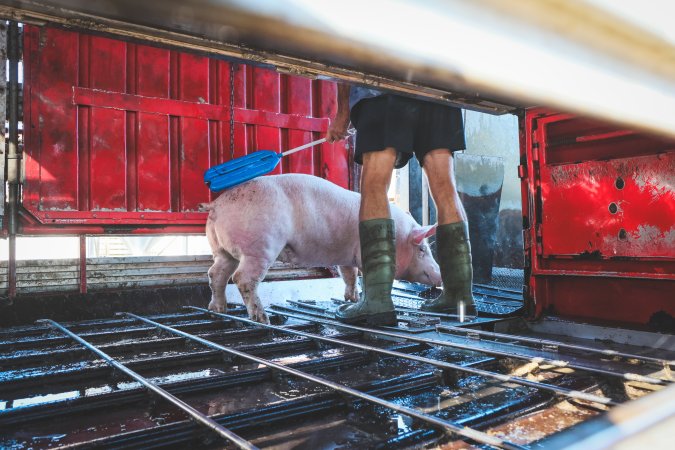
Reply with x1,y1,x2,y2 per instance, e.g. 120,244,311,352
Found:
251,310,270,324
344,293,359,303
208,301,226,313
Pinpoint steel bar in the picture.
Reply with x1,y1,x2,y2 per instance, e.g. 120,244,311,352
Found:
123,312,525,450
1,330,362,394
435,325,675,369
192,307,615,406
37,319,258,450
268,306,669,386
0,318,238,352
0,323,321,368
60,372,440,450
2,342,419,427
0,311,213,340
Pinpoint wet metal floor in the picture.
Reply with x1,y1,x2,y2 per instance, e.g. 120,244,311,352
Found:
0,283,672,449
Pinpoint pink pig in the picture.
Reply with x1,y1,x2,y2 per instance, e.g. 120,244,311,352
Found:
204,173,441,323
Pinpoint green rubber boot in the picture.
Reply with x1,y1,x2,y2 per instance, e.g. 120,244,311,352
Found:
335,218,397,326
421,221,477,316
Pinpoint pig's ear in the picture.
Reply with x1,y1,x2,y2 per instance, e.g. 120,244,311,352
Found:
410,224,437,245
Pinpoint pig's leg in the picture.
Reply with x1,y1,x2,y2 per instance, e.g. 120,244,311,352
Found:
208,252,238,313
338,266,359,302
232,256,272,324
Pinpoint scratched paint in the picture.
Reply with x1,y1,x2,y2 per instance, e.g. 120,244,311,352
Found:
541,152,675,258
523,110,675,328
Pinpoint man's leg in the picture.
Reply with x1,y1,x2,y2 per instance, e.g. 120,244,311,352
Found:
421,149,476,316
359,148,397,220
336,148,398,325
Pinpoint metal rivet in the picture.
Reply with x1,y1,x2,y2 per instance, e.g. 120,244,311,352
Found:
608,203,618,214
618,228,627,240
615,177,625,190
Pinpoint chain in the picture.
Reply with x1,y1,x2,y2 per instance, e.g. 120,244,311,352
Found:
229,63,236,160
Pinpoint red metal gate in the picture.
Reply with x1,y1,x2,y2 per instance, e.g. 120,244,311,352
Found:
521,109,675,327
21,25,348,234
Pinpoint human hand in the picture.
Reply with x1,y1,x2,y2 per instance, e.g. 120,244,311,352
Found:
326,114,350,143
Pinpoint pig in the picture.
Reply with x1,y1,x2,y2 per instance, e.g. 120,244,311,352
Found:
203,173,441,323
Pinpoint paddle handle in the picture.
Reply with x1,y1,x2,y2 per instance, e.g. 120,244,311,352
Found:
281,138,327,157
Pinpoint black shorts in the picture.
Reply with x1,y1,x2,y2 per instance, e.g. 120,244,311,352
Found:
350,94,466,168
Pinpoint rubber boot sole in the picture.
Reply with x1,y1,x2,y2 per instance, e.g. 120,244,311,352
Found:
335,310,397,326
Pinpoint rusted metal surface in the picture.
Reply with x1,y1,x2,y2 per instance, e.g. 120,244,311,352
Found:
20,25,348,234
0,256,327,296
521,110,675,328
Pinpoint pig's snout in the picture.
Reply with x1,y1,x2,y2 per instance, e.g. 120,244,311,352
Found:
424,267,442,287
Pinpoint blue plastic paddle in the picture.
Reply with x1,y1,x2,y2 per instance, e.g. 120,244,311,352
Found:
204,138,326,192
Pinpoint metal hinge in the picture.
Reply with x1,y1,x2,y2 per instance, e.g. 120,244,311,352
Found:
518,164,528,179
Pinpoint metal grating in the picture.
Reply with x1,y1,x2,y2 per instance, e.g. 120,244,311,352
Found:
391,280,525,317
1,296,672,449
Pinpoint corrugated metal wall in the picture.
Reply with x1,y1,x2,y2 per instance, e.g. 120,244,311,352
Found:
21,25,349,234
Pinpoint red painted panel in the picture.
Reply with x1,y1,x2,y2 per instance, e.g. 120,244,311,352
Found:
22,25,347,232
178,53,211,211
90,108,127,210
285,75,314,175
136,44,171,212
541,153,675,258
136,114,171,211
522,109,675,329
88,36,127,211
24,26,79,212
317,81,349,187
252,67,282,175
